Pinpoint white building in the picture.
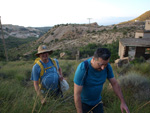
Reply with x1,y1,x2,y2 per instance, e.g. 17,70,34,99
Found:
135,20,150,38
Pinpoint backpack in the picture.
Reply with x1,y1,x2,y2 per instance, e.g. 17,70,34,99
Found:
33,57,58,89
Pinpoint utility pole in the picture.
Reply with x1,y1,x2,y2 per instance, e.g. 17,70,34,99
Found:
0,16,8,61
87,18,92,31
87,18,92,24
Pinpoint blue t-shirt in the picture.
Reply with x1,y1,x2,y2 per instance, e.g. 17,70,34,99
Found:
31,58,59,91
74,58,114,106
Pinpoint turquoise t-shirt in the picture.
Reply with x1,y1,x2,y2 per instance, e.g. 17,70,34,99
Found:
74,58,114,106
31,58,59,91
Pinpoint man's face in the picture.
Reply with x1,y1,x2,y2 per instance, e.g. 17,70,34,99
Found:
93,57,109,71
39,52,49,63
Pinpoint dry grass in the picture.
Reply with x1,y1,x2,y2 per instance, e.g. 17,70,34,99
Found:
0,60,150,113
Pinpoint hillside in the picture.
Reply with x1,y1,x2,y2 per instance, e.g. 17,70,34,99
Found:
0,24,52,60
1,10,149,61
0,24,51,39
31,22,142,50
119,10,150,24
6,22,143,61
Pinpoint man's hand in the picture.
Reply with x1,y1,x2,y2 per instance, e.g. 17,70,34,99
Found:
58,67,63,81
121,102,130,113
41,98,46,105
59,75,63,81
33,81,46,105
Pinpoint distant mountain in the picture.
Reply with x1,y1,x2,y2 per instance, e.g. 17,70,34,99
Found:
0,24,52,60
119,10,150,24
0,24,51,39
34,27,52,32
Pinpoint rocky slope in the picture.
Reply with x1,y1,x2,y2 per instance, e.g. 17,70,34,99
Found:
34,22,143,51
12,21,142,60
0,24,51,39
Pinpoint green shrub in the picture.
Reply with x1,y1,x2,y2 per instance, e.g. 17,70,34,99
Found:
79,43,102,58
103,40,119,63
118,71,150,101
123,31,127,35
55,39,59,42
133,62,150,76
130,57,145,64
51,49,61,58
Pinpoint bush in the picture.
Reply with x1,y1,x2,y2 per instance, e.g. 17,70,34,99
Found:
130,57,145,64
79,43,102,58
131,62,150,77
118,71,150,101
51,49,61,58
103,40,119,63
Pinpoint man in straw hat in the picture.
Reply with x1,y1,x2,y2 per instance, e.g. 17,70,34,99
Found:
31,45,63,104
74,48,130,113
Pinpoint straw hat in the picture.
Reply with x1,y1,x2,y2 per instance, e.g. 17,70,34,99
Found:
36,45,53,56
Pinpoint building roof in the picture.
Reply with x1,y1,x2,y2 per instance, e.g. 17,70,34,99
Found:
120,38,150,47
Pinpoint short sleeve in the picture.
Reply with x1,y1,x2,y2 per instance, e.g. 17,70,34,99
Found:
107,63,114,79
31,64,41,81
74,62,86,86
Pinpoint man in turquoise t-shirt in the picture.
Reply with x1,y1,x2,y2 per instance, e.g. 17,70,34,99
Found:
74,48,130,113
31,45,63,104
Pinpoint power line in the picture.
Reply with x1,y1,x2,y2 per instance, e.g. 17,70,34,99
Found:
0,16,8,61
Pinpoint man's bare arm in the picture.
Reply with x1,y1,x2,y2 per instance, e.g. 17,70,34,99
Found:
58,67,63,81
108,78,130,113
74,83,83,113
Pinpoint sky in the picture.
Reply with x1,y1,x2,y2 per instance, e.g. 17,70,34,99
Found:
0,0,150,27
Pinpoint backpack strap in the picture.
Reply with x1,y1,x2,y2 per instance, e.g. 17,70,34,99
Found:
84,60,89,74
36,61,44,77
106,64,109,76
82,60,89,84
36,60,44,89
50,58,57,70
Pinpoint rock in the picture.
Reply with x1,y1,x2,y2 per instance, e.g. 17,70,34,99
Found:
115,57,129,68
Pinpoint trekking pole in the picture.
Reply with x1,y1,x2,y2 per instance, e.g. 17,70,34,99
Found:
0,16,8,61
87,101,103,113
32,94,38,113
38,89,51,113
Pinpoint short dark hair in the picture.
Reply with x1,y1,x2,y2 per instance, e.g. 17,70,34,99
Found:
94,48,111,60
